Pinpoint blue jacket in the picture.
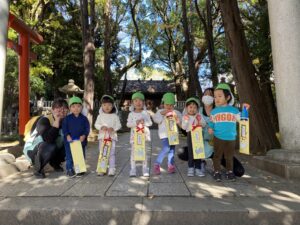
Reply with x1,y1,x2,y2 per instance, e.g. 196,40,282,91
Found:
62,113,90,146
208,105,240,141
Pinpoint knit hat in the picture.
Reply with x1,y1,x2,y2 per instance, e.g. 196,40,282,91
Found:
185,97,200,108
162,92,176,105
132,92,145,100
68,96,82,106
215,83,234,105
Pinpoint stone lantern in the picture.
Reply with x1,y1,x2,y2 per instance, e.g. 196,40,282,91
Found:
59,79,84,98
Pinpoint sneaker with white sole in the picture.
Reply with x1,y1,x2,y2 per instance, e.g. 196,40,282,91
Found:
187,167,194,177
143,167,149,177
195,168,205,177
108,168,116,176
129,168,136,177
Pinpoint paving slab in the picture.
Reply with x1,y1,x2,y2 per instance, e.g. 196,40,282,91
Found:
0,197,143,225
1,131,300,225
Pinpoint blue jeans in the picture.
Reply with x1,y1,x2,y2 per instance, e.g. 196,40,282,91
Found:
155,138,175,166
64,141,86,171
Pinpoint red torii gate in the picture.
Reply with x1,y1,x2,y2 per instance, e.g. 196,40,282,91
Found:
7,13,43,136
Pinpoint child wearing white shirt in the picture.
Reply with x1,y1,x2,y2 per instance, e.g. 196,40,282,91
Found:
94,95,121,176
152,93,182,175
127,92,152,177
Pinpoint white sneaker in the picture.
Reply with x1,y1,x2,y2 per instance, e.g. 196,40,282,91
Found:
195,168,205,177
187,167,194,177
130,168,136,177
143,167,149,177
108,168,116,176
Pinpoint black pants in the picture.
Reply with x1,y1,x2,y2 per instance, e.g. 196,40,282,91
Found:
177,145,245,177
27,142,65,173
187,132,202,169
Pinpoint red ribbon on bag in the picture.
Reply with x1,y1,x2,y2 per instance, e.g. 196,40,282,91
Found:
136,125,144,133
192,114,202,131
103,131,112,145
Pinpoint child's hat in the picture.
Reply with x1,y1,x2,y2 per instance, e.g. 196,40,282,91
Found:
185,97,200,107
216,83,234,105
132,91,145,100
68,96,82,106
162,92,175,105
101,94,114,103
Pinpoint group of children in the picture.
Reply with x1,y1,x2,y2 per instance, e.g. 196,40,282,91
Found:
63,83,249,182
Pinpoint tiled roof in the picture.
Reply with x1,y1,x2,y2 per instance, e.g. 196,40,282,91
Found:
115,79,175,94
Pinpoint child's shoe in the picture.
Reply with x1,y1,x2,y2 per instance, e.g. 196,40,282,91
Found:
76,172,85,177
130,168,136,177
168,164,176,173
108,168,116,176
195,168,205,177
153,163,161,175
97,172,104,176
67,170,76,178
225,171,236,182
143,167,150,177
213,171,222,182
187,167,194,177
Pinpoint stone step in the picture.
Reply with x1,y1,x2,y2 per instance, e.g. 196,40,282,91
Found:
248,155,300,180
0,196,299,225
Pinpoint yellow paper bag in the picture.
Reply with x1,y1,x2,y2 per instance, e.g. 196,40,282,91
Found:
70,140,87,173
97,137,112,174
191,125,205,159
165,115,179,145
133,125,146,161
239,120,250,155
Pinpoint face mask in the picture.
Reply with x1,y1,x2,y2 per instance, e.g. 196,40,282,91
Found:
202,95,214,106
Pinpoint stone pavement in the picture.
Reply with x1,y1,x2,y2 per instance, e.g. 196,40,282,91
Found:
0,131,300,225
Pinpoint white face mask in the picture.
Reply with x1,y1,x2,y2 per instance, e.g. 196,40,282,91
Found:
202,95,214,106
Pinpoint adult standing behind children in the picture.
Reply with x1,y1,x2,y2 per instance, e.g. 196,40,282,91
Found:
94,95,122,176
62,96,90,177
23,98,69,178
152,92,182,175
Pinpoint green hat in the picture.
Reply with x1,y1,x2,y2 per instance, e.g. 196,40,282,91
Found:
68,96,82,106
132,92,145,100
215,83,235,106
216,83,231,91
162,92,176,105
185,97,200,107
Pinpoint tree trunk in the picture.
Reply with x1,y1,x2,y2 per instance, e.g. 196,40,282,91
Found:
104,0,112,94
260,74,279,132
194,0,218,87
182,0,201,97
80,0,95,128
206,0,218,86
218,0,280,153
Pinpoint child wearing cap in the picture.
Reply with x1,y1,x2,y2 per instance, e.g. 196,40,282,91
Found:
94,95,121,176
126,92,153,177
182,97,206,177
152,92,182,175
208,83,250,182
62,96,90,177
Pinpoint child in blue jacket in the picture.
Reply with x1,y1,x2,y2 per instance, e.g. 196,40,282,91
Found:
62,96,90,177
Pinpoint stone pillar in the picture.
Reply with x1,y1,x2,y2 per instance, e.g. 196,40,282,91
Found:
0,0,9,135
268,0,300,150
